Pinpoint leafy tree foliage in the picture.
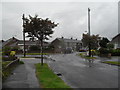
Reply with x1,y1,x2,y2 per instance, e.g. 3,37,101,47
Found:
99,37,110,48
82,34,101,49
107,43,114,50
29,45,40,51
2,46,11,56
22,14,58,65
23,15,58,41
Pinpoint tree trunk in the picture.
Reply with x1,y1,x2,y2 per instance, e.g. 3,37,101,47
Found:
40,39,43,66
23,31,26,57
89,43,91,57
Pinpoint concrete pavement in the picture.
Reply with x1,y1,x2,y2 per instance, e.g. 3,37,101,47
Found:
2,58,42,88
48,53,119,88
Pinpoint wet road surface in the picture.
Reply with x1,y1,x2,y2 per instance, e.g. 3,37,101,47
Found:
48,53,118,88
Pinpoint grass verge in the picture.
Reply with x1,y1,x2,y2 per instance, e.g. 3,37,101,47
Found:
21,56,34,58
102,61,120,66
21,56,47,59
77,53,97,59
2,61,12,69
35,63,71,88
26,53,49,55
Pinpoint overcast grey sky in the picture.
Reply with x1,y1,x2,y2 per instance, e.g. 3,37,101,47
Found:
1,1,118,41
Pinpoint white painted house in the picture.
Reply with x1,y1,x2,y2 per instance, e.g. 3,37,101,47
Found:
110,33,120,49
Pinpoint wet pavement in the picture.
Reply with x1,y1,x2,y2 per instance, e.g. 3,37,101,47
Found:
97,56,120,62
16,55,48,58
2,53,119,88
2,58,42,88
48,53,119,88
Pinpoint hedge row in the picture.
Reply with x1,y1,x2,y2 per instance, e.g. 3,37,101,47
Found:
99,48,120,56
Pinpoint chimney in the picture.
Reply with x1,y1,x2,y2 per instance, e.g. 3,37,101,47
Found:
12,37,15,39
71,37,73,39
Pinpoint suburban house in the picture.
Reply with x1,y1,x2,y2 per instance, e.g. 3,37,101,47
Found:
2,37,49,52
110,33,120,49
51,37,82,53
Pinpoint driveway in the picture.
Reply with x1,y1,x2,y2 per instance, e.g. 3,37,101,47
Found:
2,58,43,88
48,53,118,88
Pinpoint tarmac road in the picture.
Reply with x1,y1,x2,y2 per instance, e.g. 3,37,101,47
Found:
3,53,119,88
48,53,119,88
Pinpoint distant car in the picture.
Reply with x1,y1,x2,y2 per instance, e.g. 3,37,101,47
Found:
79,49,87,52
65,48,73,54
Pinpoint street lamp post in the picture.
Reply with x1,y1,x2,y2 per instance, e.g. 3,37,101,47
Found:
88,8,91,57
22,14,26,57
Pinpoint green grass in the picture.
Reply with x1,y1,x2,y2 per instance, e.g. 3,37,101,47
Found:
26,53,49,55
21,56,47,59
2,61,12,69
35,63,71,88
102,61,120,66
77,53,97,59
84,56,97,59
21,56,34,58
19,61,24,64
78,53,84,57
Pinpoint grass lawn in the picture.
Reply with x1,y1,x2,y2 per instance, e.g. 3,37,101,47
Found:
2,61,12,69
26,53,49,55
84,56,97,59
35,63,71,88
77,53,97,59
21,56,47,59
21,56,34,58
102,61,120,66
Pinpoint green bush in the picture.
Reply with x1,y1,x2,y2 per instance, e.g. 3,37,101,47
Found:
110,49,120,56
2,56,17,61
99,48,120,56
107,44,114,50
29,45,40,51
99,48,109,55
2,46,11,56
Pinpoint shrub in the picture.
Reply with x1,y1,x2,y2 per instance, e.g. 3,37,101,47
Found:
29,45,40,51
2,56,17,61
2,46,11,56
99,48,109,55
110,49,120,56
107,44,114,50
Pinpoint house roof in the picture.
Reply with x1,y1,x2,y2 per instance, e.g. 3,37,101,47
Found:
56,38,82,43
18,40,39,45
2,37,19,47
2,37,49,47
112,33,120,40
110,33,120,43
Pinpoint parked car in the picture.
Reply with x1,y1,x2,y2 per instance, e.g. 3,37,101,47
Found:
65,48,73,54
79,49,87,52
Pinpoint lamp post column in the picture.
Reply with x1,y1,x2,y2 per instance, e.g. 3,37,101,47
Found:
22,14,26,57
88,8,91,57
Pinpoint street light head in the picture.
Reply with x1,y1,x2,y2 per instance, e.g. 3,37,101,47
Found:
88,8,90,12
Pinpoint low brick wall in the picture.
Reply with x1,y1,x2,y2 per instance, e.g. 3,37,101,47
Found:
3,58,19,71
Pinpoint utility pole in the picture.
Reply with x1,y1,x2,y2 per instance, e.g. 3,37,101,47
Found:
88,8,91,57
22,14,26,57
